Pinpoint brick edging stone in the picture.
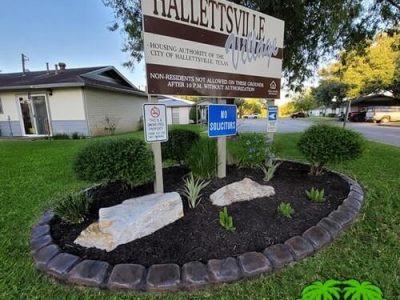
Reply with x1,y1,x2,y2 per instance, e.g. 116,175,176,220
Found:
30,162,364,292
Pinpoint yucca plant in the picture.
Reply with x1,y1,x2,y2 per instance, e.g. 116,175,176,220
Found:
299,280,341,300
219,207,236,232
260,161,281,182
342,280,386,300
53,191,92,224
182,173,210,209
306,187,325,203
277,202,294,219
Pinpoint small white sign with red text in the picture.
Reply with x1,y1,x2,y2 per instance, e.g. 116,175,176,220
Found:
143,104,168,143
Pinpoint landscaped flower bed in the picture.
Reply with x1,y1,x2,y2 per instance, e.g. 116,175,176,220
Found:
30,161,364,292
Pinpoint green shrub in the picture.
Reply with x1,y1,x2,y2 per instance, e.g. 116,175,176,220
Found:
52,133,70,140
277,202,294,218
73,138,154,187
53,191,91,224
306,187,325,203
219,207,236,231
298,124,365,175
162,129,200,164
186,138,218,179
182,173,210,208
228,133,267,168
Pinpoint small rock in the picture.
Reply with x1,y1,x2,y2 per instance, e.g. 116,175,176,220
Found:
33,244,60,271
31,224,50,240
318,218,342,238
210,178,275,206
68,260,110,287
238,252,272,277
146,264,181,291
75,192,184,251
263,244,294,269
182,261,209,288
47,253,80,280
284,236,314,260
207,257,241,283
107,264,145,290
303,226,331,250
30,234,52,252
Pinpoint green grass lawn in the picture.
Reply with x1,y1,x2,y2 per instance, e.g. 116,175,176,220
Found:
1,132,399,299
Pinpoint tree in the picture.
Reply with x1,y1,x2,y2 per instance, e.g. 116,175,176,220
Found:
313,80,349,108
234,99,246,118
292,91,318,112
103,0,400,89
318,33,400,99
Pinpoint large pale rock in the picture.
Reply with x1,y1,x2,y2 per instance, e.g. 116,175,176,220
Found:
210,178,275,206
75,193,183,252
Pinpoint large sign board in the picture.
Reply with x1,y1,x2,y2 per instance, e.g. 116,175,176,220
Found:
208,104,237,137
143,104,168,143
267,105,278,133
142,0,284,98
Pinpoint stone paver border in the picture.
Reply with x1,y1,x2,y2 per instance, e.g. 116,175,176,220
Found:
30,163,364,292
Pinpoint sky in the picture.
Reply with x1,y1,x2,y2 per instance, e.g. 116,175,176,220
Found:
0,0,147,89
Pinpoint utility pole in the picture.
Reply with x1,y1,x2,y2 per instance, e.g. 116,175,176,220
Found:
21,54,29,74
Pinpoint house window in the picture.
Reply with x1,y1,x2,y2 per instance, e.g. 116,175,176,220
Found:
0,98,3,114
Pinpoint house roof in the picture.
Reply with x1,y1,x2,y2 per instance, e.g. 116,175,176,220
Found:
158,96,194,107
0,66,146,96
352,91,397,106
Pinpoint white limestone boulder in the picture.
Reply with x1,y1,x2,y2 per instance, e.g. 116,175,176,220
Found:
75,192,183,252
210,178,275,206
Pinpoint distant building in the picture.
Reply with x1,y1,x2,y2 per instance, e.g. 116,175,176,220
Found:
0,64,147,137
158,96,194,125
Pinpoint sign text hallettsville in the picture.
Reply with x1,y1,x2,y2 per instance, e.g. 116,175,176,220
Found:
141,0,285,98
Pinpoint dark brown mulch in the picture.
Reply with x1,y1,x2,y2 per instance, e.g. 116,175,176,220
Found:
50,161,349,267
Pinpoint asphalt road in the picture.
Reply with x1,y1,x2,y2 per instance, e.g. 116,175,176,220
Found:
238,118,400,147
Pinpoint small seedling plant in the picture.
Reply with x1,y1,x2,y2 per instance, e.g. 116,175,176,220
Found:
219,207,236,231
277,202,294,218
182,173,210,209
306,187,325,203
260,161,281,182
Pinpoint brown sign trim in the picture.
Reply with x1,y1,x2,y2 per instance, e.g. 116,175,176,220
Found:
144,15,283,59
146,64,281,98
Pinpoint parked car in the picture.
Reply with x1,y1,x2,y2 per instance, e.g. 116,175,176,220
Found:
348,111,366,122
243,113,260,119
365,106,400,123
290,112,307,118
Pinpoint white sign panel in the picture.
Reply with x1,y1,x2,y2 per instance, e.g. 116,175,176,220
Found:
267,120,277,133
141,0,285,98
143,104,168,143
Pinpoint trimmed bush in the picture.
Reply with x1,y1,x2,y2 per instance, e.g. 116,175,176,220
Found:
298,124,365,175
228,133,267,168
186,138,218,179
73,138,154,187
162,129,200,164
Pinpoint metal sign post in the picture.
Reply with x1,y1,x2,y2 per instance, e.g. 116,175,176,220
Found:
208,102,237,178
267,103,278,143
143,96,168,193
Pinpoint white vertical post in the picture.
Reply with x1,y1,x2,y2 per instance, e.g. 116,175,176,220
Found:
217,98,227,178
148,95,164,193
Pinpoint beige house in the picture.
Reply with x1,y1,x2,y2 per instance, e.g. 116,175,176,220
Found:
0,64,147,137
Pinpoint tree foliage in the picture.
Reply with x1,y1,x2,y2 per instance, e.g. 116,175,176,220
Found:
317,33,400,99
313,80,349,107
292,91,318,112
103,0,400,89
